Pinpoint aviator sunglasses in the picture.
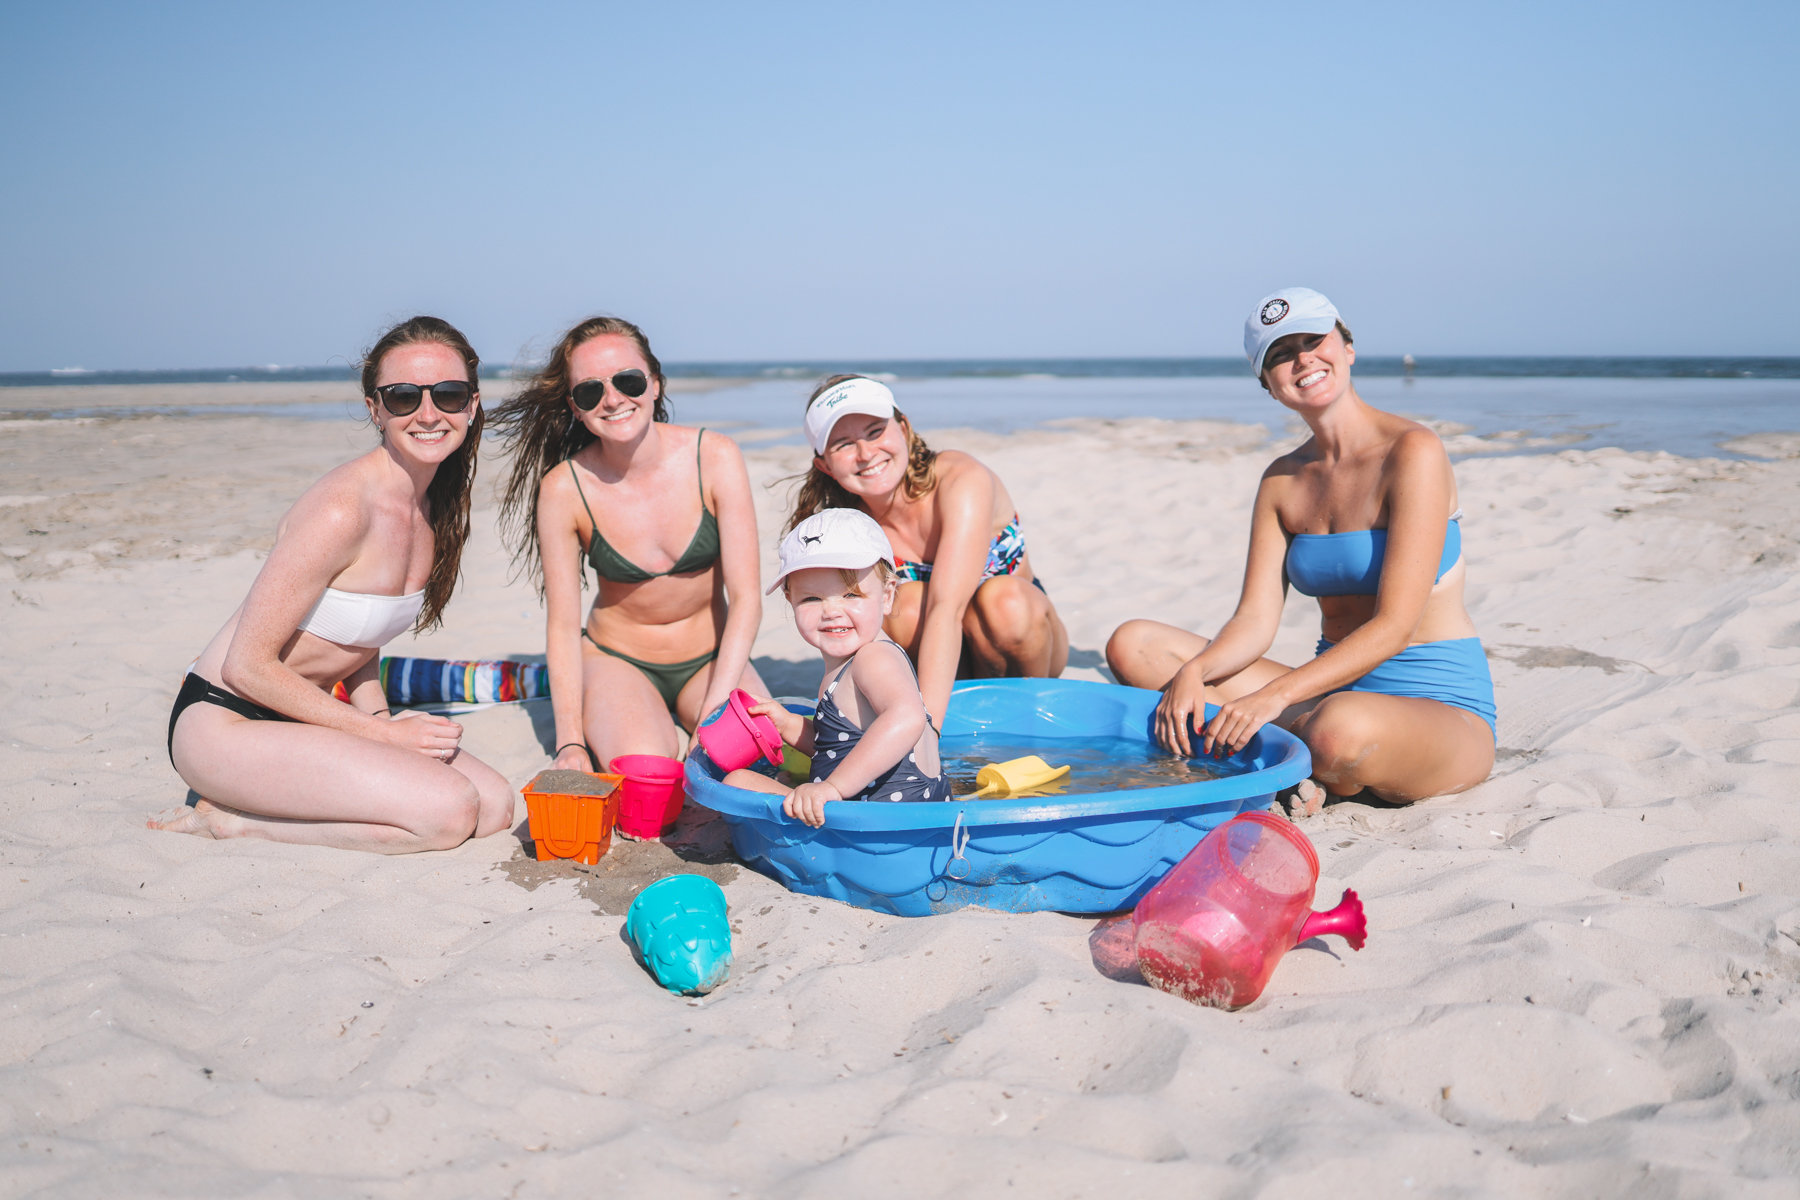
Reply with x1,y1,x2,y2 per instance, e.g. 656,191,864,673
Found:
571,369,650,411
372,380,476,417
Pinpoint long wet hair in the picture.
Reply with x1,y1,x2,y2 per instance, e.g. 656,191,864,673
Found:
783,374,938,533
359,315,483,632
488,316,669,590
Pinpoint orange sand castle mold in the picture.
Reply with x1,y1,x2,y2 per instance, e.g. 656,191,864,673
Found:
522,770,623,864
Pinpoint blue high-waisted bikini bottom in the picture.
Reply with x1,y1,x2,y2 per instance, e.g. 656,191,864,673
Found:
1315,636,1496,739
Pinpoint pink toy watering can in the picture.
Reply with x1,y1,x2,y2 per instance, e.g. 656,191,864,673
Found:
1132,812,1366,1009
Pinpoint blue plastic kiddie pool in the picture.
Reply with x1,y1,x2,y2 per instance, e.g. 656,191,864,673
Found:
684,678,1312,917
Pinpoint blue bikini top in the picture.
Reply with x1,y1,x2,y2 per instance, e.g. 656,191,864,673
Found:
1286,515,1462,598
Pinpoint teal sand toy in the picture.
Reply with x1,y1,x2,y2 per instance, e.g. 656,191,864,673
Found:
625,874,733,995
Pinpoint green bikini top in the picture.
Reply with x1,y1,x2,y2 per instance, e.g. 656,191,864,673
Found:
570,429,721,583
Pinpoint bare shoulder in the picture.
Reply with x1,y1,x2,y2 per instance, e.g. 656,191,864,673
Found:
279,454,375,542
536,454,583,504
928,449,997,503
695,425,747,469
851,637,915,692
1260,440,1315,487
931,448,983,480
1386,423,1451,471
535,456,600,540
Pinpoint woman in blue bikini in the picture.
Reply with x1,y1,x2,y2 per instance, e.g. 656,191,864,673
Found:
491,317,767,770
786,375,1067,726
1107,289,1495,809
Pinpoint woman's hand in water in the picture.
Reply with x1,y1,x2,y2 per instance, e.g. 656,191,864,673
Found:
1200,688,1287,758
783,779,839,828
747,699,807,748
380,709,464,760
1154,659,1211,758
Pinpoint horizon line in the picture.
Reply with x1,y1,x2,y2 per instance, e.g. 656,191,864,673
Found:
4,352,1800,385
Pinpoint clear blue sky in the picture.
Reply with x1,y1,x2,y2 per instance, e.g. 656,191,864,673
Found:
2,1,1795,370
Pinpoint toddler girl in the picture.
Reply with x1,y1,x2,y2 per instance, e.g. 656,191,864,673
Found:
723,509,951,826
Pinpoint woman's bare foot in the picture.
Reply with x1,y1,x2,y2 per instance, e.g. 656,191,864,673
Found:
146,798,240,839
1283,779,1326,821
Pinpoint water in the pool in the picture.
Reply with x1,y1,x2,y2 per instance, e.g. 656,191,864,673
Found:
939,734,1244,797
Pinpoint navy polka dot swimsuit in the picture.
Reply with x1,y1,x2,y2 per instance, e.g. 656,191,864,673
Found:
809,642,953,803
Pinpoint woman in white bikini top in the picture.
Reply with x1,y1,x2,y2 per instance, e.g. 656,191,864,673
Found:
150,316,515,853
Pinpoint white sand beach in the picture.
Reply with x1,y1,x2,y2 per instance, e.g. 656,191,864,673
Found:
4,388,1799,1197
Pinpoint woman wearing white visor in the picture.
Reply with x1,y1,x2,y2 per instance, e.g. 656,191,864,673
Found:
785,376,1068,726
1107,288,1495,811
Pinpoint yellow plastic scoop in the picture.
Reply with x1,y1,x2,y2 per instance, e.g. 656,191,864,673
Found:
972,755,1071,798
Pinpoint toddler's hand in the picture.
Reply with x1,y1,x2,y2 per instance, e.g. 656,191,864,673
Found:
746,698,807,747
783,779,839,828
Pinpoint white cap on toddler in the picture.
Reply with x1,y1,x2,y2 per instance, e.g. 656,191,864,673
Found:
767,508,897,595
803,377,896,455
1244,287,1340,377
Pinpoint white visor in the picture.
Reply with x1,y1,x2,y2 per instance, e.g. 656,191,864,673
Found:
804,377,896,456
768,508,896,595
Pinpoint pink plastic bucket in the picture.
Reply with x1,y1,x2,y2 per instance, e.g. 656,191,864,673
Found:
695,689,784,771
609,754,686,838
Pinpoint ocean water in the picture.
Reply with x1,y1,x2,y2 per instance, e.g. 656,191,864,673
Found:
6,356,1793,389
670,372,1800,460
4,358,1796,459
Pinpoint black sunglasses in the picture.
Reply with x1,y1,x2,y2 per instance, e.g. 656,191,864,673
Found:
571,369,650,411
372,380,476,416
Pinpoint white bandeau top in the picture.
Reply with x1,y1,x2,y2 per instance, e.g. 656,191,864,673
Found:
296,587,425,649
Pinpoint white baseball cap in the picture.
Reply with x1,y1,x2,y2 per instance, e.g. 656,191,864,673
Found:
767,507,897,594
803,377,896,455
1244,287,1340,377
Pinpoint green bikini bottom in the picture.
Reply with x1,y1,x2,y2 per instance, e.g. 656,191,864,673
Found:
583,629,717,712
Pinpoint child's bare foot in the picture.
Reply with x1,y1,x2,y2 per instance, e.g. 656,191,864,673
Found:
1284,779,1325,821
146,798,239,839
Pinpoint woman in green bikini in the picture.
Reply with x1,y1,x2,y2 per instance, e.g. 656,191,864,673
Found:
492,317,767,771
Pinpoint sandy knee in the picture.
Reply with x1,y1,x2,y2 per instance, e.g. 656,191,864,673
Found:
473,781,518,838
1106,620,1186,684
418,778,482,849
884,584,924,644
888,583,923,625
1300,696,1382,781
1105,621,1152,670
970,581,1039,654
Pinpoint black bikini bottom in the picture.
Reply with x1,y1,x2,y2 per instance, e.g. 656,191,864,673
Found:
168,672,294,766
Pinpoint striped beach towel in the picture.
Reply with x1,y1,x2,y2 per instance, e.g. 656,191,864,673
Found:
331,657,550,707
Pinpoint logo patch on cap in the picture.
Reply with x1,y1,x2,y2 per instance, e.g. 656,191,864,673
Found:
1260,299,1290,326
